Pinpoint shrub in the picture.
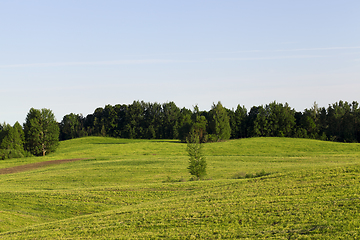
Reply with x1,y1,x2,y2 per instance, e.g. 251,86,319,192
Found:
0,149,32,160
233,170,270,179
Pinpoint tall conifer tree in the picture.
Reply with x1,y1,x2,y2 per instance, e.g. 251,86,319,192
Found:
208,102,231,141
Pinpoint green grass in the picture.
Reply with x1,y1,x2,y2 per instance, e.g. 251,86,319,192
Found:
0,136,360,239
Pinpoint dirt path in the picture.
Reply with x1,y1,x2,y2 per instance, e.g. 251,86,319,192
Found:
0,158,87,175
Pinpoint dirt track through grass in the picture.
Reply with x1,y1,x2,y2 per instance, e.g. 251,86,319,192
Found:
0,159,86,175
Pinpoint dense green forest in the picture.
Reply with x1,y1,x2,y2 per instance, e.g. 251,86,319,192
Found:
1,100,360,159
59,100,360,143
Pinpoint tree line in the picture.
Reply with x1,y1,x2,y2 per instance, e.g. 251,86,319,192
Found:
59,100,360,143
1,100,360,159
59,101,232,143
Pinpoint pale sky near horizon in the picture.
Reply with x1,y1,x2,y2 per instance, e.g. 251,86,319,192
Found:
1,0,360,125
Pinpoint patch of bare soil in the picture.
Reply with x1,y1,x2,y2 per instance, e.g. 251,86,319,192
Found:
0,158,87,175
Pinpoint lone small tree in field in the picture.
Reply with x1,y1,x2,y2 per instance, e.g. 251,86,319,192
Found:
187,130,207,180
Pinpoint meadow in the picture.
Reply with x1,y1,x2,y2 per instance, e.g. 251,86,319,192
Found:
0,136,359,239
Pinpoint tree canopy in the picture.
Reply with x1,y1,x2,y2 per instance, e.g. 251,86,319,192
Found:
0,122,27,159
208,102,231,141
57,100,360,144
24,108,60,156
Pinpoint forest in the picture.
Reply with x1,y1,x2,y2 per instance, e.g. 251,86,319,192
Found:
1,100,360,159
59,100,360,143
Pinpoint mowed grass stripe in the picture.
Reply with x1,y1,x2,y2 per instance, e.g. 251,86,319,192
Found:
0,158,88,175
2,166,360,239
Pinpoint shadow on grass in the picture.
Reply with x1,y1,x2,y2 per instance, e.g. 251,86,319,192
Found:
90,140,182,144
150,140,183,144
233,170,271,179
91,142,128,145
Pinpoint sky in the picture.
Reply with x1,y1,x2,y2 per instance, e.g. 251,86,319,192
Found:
1,0,360,125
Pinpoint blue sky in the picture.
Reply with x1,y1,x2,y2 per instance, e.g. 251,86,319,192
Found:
1,0,360,124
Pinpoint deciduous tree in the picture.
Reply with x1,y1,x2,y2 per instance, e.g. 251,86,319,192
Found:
24,108,60,156
60,113,86,140
253,102,295,137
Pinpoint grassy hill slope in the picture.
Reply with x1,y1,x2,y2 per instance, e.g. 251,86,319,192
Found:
0,137,359,239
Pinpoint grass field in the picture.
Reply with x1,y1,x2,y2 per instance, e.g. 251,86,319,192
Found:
0,136,360,239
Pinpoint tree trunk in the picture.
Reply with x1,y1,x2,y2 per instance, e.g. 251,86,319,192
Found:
42,143,46,156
